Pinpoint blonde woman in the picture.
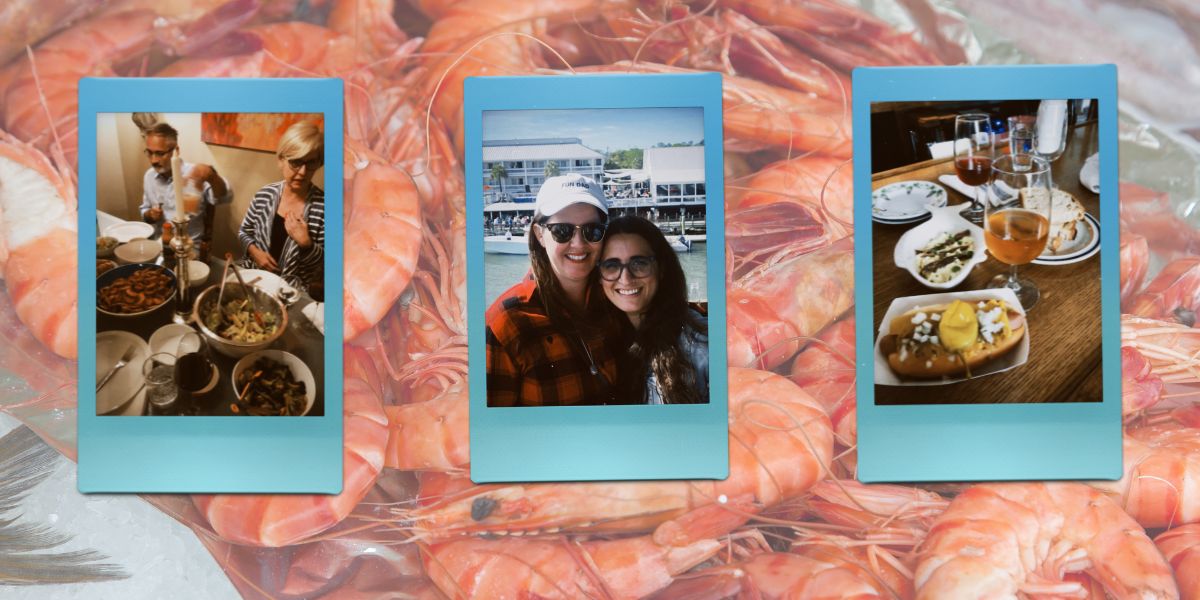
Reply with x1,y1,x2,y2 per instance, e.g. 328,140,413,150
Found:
237,121,325,292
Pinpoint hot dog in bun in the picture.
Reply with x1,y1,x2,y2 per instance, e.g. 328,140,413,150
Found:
880,299,1025,379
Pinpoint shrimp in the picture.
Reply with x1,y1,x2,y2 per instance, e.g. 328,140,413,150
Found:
1127,257,1200,324
719,0,945,70
657,552,886,600
191,369,389,546
1122,345,1165,419
424,496,761,600
790,315,856,448
1,0,263,168
326,0,408,62
914,482,1179,600
406,369,833,540
384,379,469,471
726,202,832,281
1088,423,1200,529
729,237,855,370
1121,228,1150,311
1155,524,1200,600
1121,315,1200,390
0,131,77,360
343,142,424,342
0,0,107,66
731,155,853,237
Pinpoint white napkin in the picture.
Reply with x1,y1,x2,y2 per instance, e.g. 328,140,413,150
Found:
937,175,1017,207
1080,153,1100,193
302,302,325,335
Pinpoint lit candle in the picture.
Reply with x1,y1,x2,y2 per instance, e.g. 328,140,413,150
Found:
170,148,184,218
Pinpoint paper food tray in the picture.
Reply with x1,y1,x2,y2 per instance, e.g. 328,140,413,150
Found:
874,288,1029,386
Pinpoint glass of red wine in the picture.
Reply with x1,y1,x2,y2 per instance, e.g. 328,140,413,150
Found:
953,114,995,224
174,331,215,411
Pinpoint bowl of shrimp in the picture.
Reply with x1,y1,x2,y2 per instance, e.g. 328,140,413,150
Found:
96,263,177,318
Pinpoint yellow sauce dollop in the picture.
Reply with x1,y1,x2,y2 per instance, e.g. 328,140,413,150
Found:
938,300,979,354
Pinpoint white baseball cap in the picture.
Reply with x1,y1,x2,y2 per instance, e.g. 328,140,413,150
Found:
535,173,608,218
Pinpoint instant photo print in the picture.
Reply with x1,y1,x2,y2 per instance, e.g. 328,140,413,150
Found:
466,73,728,483
78,78,344,493
854,65,1121,483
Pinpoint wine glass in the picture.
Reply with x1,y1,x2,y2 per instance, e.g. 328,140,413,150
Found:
953,114,995,224
986,155,1053,309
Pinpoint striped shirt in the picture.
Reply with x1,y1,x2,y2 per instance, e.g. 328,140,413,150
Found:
237,182,324,292
485,272,627,407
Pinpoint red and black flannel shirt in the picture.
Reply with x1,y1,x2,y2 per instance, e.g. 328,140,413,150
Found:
485,272,625,407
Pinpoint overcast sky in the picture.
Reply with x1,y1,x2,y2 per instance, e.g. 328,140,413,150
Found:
483,107,705,151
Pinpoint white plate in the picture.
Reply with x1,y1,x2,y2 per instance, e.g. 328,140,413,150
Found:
224,269,297,298
96,331,151,415
872,181,948,221
105,222,155,244
1032,214,1100,265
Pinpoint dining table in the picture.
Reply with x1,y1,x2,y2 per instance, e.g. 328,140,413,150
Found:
872,120,1102,405
96,214,325,417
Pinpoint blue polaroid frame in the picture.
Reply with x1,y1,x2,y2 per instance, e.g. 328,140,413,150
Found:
77,78,344,493
853,65,1121,483
465,73,727,483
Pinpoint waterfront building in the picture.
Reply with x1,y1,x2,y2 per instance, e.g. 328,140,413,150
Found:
482,138,605,204
644,145,706,206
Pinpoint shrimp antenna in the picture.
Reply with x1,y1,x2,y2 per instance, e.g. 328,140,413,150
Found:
424,32,579,173
724,100,794,187
24,46,73,188
625,0,720,73
820,156,854,232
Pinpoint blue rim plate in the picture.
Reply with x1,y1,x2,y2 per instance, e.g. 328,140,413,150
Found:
1031,214,1100,265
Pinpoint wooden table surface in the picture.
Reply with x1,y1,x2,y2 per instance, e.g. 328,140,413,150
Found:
872,122,1103,405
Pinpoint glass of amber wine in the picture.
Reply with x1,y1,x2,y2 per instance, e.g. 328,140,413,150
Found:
953,114,994,224
986,155,1052,309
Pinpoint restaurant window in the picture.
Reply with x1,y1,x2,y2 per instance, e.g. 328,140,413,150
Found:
558,160,569,168
529,161,542,168
507,161,523,169
696,183,705,195
485,162,494,169
595,159,602,165
669,185,681,196
684,184,696,196
657,185,669,197
575,159,584,166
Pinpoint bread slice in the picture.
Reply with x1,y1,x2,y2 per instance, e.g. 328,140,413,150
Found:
1019,187,1085,251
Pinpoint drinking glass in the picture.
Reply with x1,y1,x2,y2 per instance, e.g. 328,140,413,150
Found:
181,179,202,218
1007,115,1036,171
143,352,179,410
1034,100,1069,162
174,332,214,396
986,155,1053,309
953,114,994,224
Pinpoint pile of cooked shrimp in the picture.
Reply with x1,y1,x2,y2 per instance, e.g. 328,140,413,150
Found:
1,0,1198,598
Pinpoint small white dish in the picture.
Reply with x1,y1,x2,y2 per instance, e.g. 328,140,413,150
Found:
894,204,989,290
1032,214,1100,265
872,181,948,221
105,222,155,244
96,331,151,415
1079,153,1100,193
232,350,316,416
149,323,196,356
187,260,210,288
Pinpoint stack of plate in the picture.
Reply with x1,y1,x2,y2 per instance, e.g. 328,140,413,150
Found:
872,181,949,225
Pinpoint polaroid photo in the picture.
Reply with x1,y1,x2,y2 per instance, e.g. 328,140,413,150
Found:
853,65,1122,483
78,79,343,493
465,73,728,483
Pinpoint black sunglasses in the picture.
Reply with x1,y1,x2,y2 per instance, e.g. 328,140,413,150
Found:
539,221,607,244
597,257,655,281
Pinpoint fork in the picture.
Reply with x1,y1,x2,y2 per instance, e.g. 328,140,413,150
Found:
97,344,137,393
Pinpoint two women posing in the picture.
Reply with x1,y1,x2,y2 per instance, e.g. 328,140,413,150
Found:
486,174,709,407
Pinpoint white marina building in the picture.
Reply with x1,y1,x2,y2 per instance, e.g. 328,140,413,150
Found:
482,137,605,206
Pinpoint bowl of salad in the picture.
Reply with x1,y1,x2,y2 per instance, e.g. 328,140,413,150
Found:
192,283,288,358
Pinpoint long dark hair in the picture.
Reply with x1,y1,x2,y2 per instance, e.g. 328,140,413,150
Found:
605,216,706,404
527,206,608,341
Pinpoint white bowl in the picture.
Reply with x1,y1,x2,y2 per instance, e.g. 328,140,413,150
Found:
187,260,210,288
893,203,989,290
232,350,315,416
114,239,161,265
148,323,196,356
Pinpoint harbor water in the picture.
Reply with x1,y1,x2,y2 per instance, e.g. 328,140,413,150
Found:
485,242,708,308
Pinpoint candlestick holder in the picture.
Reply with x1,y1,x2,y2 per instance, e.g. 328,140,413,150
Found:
171,215,194,325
